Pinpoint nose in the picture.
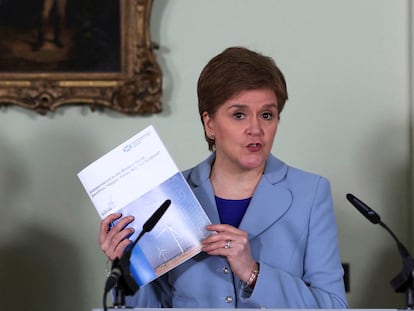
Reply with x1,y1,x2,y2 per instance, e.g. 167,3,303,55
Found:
246,118,262,136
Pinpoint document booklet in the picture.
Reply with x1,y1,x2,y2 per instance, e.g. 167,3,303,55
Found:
78,125,212,286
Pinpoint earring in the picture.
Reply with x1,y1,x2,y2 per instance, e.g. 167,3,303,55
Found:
209,133,215,139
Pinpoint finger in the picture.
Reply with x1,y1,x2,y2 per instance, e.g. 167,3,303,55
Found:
206,223,241,234
108,224,135,249
202,233,249,258
99,213,122,243
110,237,133,260
104,226,135,259
203,241,240,256
202,232,234,245
202,237,237,253
203,226,246,244
100,215,134,254
100,216,127,249
110,216,135,233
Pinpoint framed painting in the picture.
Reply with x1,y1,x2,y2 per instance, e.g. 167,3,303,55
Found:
0,0,162,115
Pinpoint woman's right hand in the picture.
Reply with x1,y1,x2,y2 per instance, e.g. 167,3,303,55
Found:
99,213,135,261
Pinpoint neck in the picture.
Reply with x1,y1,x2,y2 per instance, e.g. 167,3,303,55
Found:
210,164,264,199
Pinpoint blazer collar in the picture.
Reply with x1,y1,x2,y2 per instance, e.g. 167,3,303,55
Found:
186,153,293,238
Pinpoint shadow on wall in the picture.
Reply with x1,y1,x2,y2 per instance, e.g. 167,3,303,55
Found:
0,134,86,310
356,246,407,308
0,225,85,310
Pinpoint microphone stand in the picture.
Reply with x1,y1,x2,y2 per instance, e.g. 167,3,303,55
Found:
346,194,414,309
111,248,139,308
103,199,171,311
380,221,414,309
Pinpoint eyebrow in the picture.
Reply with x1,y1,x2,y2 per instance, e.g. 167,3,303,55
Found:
227,103,278,110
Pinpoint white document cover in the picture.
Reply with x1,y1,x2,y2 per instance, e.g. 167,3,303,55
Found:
78,125,212,286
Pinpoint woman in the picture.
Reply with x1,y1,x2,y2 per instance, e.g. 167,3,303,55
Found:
99,46,349,308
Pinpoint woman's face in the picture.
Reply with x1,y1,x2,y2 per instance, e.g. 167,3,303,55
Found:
203,89,278,173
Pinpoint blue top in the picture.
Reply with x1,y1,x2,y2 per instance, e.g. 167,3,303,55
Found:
215,196,251,227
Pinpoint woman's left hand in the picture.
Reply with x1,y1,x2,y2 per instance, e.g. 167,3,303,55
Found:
202,224,256,283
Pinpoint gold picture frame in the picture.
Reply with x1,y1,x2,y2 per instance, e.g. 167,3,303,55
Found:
0,0,162,115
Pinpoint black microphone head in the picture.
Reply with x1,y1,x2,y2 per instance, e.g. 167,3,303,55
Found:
104,266,122,293
142,199,171,233
125,199,172,260
346,193,381,224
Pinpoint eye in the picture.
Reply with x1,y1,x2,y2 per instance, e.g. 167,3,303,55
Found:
233,112,245,120
261,112,274,120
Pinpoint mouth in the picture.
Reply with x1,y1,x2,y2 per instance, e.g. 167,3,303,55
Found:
247,143,262,151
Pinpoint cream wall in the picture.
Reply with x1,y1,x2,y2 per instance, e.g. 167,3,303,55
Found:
0,1,411,310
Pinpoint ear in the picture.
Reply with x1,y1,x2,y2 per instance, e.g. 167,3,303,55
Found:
202,111,214,134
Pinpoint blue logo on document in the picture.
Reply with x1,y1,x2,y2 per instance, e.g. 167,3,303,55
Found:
122,144,133,152
122,131,150,152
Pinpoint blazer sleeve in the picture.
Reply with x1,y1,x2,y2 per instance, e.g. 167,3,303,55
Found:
239,177,349,308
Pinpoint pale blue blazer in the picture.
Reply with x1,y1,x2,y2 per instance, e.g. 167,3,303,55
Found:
125,153,349,308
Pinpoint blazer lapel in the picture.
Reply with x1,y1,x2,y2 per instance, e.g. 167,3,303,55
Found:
185,153,221,224
239,178,292,239
239,155,293,238
192,183,221,224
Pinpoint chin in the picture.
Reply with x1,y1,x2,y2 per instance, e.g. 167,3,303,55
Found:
242,158,266,170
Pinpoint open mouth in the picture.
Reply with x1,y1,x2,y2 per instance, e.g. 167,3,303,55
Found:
247,143,262,151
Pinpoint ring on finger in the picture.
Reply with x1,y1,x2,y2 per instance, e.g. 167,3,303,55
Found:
224,239,231,249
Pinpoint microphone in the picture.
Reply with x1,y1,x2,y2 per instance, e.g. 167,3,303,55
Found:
346,193,380,224
346,193,410,258
143,199,171,231
346,193,414,308
104,265,122,293
103,199,172,303
127,198,172,255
